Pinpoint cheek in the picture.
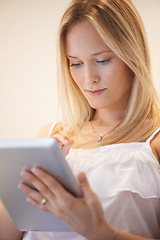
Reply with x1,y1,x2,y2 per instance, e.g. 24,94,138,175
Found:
121,67,133,89
70,69,83,88
106,64,133,89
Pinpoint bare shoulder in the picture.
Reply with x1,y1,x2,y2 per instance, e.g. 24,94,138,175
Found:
150,131,160,164
36,123,54,138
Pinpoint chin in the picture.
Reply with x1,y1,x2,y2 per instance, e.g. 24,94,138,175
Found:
88,102,107,110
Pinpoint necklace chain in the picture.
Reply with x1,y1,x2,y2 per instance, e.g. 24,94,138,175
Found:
90,121,120,142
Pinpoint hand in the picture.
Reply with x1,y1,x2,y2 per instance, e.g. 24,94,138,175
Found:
18,167,114,240
53,134,74,156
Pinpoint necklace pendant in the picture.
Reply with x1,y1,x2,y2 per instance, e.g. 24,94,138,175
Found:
97,136,102,142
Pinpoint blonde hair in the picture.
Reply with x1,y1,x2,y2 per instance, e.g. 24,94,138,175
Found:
55,0,160,144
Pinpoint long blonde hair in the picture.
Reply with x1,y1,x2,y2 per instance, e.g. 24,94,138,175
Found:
55,0,160,144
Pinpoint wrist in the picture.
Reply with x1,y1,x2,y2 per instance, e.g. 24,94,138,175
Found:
113,229,118,240
100,225,117,240
87,219,117,240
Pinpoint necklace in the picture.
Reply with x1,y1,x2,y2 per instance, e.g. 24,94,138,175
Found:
90,121,120,142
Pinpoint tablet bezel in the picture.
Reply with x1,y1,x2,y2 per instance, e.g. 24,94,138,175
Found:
0,138,82,231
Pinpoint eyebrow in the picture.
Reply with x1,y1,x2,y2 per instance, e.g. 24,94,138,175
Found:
66,50,113,59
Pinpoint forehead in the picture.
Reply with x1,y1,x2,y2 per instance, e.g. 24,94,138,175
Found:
65,20,111,56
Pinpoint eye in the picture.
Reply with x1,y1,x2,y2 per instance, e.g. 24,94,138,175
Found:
69,60,83,67
70,63,82,67
97,59,111,64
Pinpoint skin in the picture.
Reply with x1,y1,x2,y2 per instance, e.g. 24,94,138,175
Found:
1,20,160,239
66,20,133,148
66,21,133,115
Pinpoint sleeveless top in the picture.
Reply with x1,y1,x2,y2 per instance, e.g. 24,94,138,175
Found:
23,128,160,240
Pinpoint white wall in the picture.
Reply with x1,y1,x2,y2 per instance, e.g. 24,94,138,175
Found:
0,0,71,139
0,0,160,139
132,0,160,97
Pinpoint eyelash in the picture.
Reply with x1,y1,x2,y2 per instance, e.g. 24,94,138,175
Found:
69,58,111,67
97,59,111,64
70,63,82,67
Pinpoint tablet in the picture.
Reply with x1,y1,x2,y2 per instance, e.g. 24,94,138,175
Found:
0,138,82,232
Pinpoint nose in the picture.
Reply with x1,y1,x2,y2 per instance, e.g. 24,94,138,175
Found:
84,64,99,84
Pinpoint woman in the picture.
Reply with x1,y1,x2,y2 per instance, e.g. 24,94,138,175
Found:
1,0,160,239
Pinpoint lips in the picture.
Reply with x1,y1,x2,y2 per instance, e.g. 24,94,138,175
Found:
86,88,106,96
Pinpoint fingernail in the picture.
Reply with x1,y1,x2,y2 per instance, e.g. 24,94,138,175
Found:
64,139,70,144
17,183,21,189
20,170,28,178
79,173,86,182
18,182,25,190
26,197,32,203
31,167,39,174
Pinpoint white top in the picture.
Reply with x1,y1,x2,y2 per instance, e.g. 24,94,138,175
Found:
23,128,160,240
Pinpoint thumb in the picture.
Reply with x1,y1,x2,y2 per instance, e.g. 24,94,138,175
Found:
77,172,88,184
77,172,92,197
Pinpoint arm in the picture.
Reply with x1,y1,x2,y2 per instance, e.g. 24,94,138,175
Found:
0,203,24,240
18,168,160,240
151,131,160,164
36,123,53,138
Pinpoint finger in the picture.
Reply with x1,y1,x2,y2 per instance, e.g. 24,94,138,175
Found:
25,194,51,213
30,167,78,220
77,172,89,186
20,169,54,201
77,172,104,215
53,134,73,146
31,166,72,199
18,181,50,207
53,135,74,156
18,181,51,213
61,142,74,155
25,195,52,213
76,172,94,198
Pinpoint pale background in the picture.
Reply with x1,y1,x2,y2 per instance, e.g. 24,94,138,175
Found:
0,0,160,139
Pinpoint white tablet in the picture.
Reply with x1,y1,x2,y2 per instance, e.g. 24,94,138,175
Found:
0,138,82,232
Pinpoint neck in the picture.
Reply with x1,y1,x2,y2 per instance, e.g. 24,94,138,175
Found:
93,92,130,124
93,108,126,125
